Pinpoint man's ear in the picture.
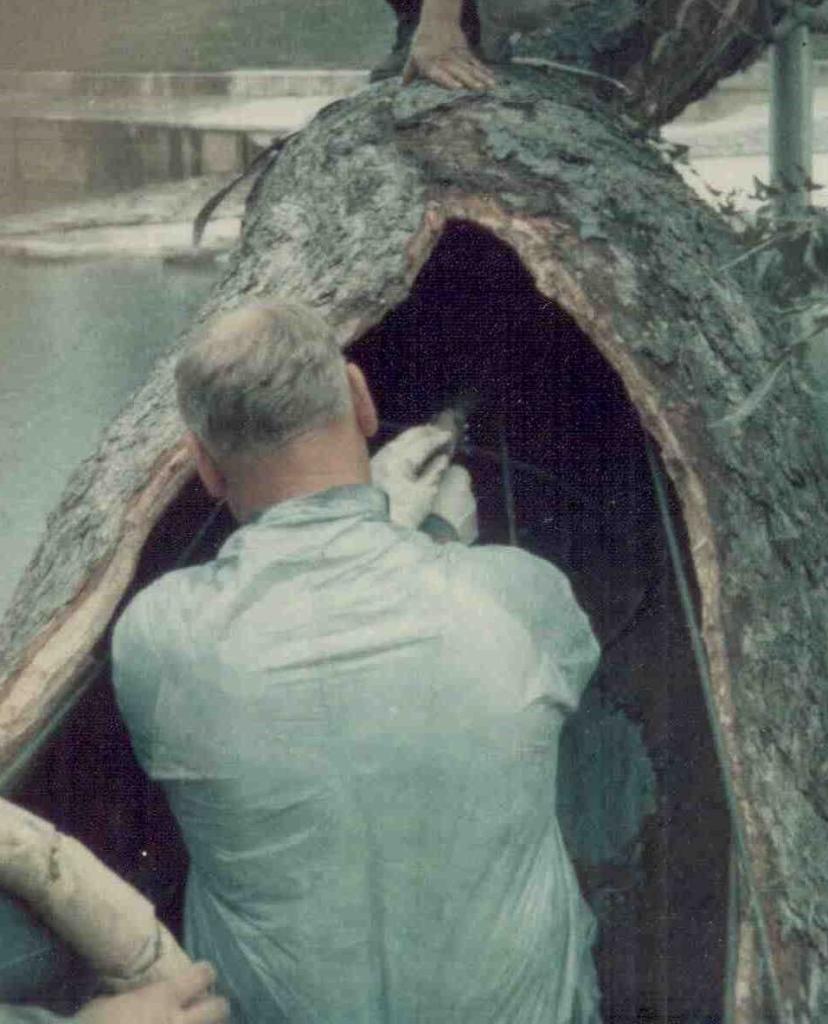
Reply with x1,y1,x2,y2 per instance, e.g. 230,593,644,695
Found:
346,363,379,439
185,432,227,500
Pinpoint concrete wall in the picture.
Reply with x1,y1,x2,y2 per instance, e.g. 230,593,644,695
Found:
2,0,394,73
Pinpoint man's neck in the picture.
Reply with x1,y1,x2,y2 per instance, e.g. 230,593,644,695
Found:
223,424,372,523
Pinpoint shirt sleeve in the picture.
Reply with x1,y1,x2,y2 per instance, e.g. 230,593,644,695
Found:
457,544,601,713
111,591,163,775
112,577,232,782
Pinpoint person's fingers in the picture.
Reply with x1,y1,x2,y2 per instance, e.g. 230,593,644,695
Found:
170,962,217,1006
443,56,494,91
467,55,497,88
440,464,471,490
417,451,451,486
182,995,231,1024
426,62,467,90
396,424,453,461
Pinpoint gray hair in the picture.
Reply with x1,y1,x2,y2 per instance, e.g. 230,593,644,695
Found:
175,300,351,458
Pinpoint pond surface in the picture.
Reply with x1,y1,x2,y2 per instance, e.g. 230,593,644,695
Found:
0,257,215,619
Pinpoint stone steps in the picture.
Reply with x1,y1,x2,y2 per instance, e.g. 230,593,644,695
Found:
0,69,368,207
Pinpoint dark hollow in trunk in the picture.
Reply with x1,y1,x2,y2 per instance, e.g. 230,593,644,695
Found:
15,222,732,1024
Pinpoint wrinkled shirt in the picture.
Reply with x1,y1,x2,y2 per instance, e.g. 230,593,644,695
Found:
113,485,601,1024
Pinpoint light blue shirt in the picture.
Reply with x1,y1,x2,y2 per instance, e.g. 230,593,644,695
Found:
113,485,601,1024
0,1011,71,1023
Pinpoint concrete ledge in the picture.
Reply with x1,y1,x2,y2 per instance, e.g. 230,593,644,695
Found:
0,69,369,100
666,86,828,157
0,216,239,262
3,61,828,100
0,89,341,197
719,58,828,91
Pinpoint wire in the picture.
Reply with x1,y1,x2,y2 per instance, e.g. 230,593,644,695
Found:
498,416,519,547
644,437,786,1024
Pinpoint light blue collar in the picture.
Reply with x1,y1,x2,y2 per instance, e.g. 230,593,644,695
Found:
245,484,390,530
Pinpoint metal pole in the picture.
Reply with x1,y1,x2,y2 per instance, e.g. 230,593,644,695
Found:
770,18,814,219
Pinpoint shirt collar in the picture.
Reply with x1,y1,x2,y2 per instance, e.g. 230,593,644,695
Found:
245,484,390,530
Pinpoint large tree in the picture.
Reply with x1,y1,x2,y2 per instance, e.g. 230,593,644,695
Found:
2,7,828,1021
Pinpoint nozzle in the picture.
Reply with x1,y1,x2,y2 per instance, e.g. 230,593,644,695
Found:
415,390,480,477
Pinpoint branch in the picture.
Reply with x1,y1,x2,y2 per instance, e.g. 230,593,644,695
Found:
773,0,828,38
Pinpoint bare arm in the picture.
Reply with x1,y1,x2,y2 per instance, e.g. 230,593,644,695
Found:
403,0,496,90
76,964,228,1024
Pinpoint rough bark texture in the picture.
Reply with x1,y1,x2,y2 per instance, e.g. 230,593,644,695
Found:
1,69,828,1020
488,0,774,124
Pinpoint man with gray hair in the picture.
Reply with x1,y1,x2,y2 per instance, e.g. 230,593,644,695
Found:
113,299,602,1023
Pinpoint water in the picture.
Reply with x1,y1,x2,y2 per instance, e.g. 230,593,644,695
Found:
3,0,392,73
0,256,215,619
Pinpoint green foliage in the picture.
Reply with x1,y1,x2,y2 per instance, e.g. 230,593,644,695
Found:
718,188,828,303
688,170,828,427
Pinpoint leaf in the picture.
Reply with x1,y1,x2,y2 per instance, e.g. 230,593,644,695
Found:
719,233,784,271
711,343,808,429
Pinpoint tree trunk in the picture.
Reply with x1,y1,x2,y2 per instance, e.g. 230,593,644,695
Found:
1,70,827,1021
513,0,775,124
389,0,788,124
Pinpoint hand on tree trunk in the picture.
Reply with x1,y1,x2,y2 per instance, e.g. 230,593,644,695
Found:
76,963,229,1024
402,0,495,90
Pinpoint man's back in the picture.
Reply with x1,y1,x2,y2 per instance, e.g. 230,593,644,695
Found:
114,484,601,1024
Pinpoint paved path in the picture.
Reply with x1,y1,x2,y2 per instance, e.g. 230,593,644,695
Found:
664,87,828,158
0,92,344,137
663,88,828,210
0,175,243,261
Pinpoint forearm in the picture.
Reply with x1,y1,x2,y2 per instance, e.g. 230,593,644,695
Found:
0,797,191,994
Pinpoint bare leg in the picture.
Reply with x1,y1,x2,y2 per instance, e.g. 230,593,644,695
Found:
403,0,496,90
372,0,482,82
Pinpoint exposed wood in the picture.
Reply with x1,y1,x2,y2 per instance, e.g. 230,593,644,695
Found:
1,69,827,1020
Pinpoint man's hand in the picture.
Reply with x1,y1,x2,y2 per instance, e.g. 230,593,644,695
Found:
371,424,453,529
76,963,229,1024
402,0,496,91
431,464,478,544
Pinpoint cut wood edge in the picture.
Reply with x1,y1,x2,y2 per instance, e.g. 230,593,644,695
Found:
0,442,194,784
363,196,778,1022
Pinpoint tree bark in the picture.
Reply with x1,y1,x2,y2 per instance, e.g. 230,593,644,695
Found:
1,70,827,1020
508,0,774,124
385,0,780,124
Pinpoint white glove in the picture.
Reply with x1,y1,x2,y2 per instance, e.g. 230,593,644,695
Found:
371,424,453,528
431,464,478,544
